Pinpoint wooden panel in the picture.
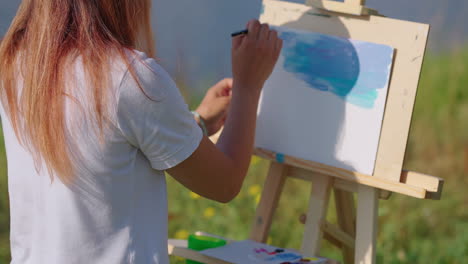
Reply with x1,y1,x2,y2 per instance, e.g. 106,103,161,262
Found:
288,166,358,193
250,162,288,242
288,166,394,200
334,178,359,194
346,0,365,5
323,232,343,249
355,186,378,264
260,0,430,183
322,221,355,250
301,174,333,255
401,170,444,193
334,189,356,264
306,0,369,16
255,148,428,198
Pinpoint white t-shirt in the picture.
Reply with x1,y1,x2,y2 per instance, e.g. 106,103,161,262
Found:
0,50,203,264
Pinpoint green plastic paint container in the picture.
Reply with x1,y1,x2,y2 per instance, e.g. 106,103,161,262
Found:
187,234,227,264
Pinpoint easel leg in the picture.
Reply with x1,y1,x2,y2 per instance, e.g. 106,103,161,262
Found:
301,174,333,256
334,189,356,264
250,162,288,242
355,185,378,264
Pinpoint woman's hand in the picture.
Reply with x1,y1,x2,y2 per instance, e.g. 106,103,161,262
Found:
195,20,282,137
231,19,283,96
168,20,282,203
195,78,232,136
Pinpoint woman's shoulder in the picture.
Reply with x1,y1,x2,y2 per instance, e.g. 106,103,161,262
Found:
117,49,177,100
123,49,171,81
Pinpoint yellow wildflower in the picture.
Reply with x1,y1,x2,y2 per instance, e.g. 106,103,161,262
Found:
248,184,262,197
255,194,261,205
175,229,189,239
173,256,185,262
203,207,216,219
250,156,261,166
190,192,200,200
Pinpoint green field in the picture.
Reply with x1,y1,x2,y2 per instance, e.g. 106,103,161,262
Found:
1,49,468,264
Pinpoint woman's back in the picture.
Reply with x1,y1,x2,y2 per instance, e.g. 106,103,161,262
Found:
1,50,202,264
1,1,283,263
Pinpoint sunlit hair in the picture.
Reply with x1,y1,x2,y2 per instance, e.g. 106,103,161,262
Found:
0,0,155,184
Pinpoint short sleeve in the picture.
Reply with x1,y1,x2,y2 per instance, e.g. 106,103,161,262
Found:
117,51,203,171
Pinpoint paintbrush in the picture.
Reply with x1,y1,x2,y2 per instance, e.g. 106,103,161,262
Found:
231,29,248,37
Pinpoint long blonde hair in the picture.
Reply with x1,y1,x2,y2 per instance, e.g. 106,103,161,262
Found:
0,0,155,184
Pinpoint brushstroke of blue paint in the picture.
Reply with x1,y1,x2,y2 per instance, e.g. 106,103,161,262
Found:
275,153,285,163
278,29,393,109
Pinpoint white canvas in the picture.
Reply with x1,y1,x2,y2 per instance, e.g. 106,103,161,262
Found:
255,26,394,175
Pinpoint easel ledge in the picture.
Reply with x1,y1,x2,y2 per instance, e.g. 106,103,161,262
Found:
254,148,444,200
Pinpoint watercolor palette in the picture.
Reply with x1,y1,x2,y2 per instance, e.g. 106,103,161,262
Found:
255,26,394,175
201,240,328,264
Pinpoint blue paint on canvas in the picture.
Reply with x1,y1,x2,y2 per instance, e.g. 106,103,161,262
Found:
277,28,393,109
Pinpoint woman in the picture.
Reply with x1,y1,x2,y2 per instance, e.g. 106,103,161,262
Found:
0,0,282,263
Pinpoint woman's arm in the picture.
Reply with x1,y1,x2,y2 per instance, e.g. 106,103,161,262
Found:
167,20,282,203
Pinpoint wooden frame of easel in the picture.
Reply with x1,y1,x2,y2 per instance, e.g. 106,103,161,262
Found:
249,0,443,263
168,0,444,263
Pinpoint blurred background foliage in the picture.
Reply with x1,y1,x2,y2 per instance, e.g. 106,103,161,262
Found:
1,0,468,263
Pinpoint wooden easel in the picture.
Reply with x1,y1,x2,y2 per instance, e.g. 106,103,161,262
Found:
249,0,443,263
168,0,444,263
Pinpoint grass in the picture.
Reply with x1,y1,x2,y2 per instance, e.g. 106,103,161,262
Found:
0,122,9,263
1,48,468,263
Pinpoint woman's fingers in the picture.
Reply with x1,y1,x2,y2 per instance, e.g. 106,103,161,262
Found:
231,19,283,91
275,37,283,55
232,34,244,50
247,19,261,41
268,29,278,41
258,24,270,41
